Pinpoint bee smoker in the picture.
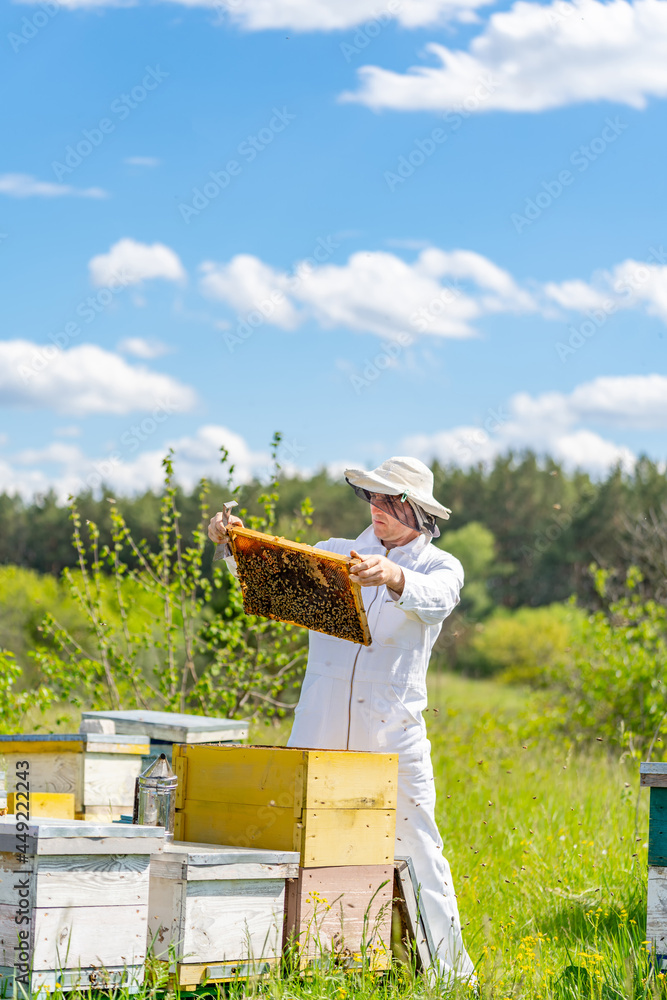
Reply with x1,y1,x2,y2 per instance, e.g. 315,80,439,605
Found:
132,753,178,840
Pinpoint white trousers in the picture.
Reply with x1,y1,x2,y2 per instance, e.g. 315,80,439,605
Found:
396,745,475,983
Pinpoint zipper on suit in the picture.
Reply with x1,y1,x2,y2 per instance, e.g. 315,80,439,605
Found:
345,547,389,751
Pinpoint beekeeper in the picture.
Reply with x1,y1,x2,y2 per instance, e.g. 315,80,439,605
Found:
207,456,474,983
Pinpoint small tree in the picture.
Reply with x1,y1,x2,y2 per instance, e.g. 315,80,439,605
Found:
30,434,309,724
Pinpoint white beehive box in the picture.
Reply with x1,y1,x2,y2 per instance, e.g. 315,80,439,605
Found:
148,841,299,986
0,816,165,993
0,734,149,821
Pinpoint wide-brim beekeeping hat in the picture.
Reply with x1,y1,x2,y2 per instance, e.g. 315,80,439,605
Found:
344,456,451,521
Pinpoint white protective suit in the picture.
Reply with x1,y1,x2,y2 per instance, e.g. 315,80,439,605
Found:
225,523,474,981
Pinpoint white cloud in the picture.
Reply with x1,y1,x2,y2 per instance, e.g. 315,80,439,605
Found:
0,173,107,199
200,247,538,340
89,238,185,287
118,337,170,359
124,156,161,167
545,255,667,323
401,373,667,476
44,0,493,27
0,340,196,416
0,425,269,501
200,245,667,340
342,0,667,113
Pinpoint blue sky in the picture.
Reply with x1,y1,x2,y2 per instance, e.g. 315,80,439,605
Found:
1,0,666,498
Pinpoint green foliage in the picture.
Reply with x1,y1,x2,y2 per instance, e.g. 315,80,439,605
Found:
0,649,52,733
455,601,585,682
438,521,508,620
545,567,667,749
28,434,308,724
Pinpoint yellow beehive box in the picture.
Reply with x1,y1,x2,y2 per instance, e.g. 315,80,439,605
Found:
173,745,397,868
7,792,75,819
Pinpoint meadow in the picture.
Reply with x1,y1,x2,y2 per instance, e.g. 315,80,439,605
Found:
239,671,655,1000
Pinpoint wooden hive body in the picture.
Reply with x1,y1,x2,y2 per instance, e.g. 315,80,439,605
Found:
0,816,164,994
642,764,667,965
148,841,299,986
229,526,371,645
173,745,398,867
283,864,393,970
0,734,148,820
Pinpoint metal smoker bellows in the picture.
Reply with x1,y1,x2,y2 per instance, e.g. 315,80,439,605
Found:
133,753,178,840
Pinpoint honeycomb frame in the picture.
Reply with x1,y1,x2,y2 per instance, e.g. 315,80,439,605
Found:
228,526,372,645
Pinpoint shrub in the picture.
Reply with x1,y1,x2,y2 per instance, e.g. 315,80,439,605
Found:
455,602,585,682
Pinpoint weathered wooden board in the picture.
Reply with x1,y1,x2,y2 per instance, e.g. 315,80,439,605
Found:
81,709,249,745
301,809,395,868
392,857,435,972
0,964,145,994
83,754,142,807
0,817,164,857
31,902,148,969
0,899,147,972
173,746,398,868
284,864,393,969
0,734,148,755
4,753,82,809
641,763,667,787
147,841,295,974
173,957,277,987
6,792,75,819
0,854,149,908
648,866,667,962
181,880,285,963
649,788,667,866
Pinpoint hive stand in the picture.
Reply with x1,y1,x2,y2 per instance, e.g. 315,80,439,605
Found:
0,816,164,994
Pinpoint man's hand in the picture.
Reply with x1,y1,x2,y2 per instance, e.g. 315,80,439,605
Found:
349,550,405,596
208,512,244,545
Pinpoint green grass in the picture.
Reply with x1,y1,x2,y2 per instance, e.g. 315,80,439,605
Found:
252,672,658,998
6,673,664,999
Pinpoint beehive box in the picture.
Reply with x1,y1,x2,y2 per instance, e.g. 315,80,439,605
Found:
0,816,164,994
6,792,74,820
284,865,393,969
80,710,249,763
229,526,371,645
642,763,667,964
148,841,299,985
173,746,397,868
0,734,149,821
